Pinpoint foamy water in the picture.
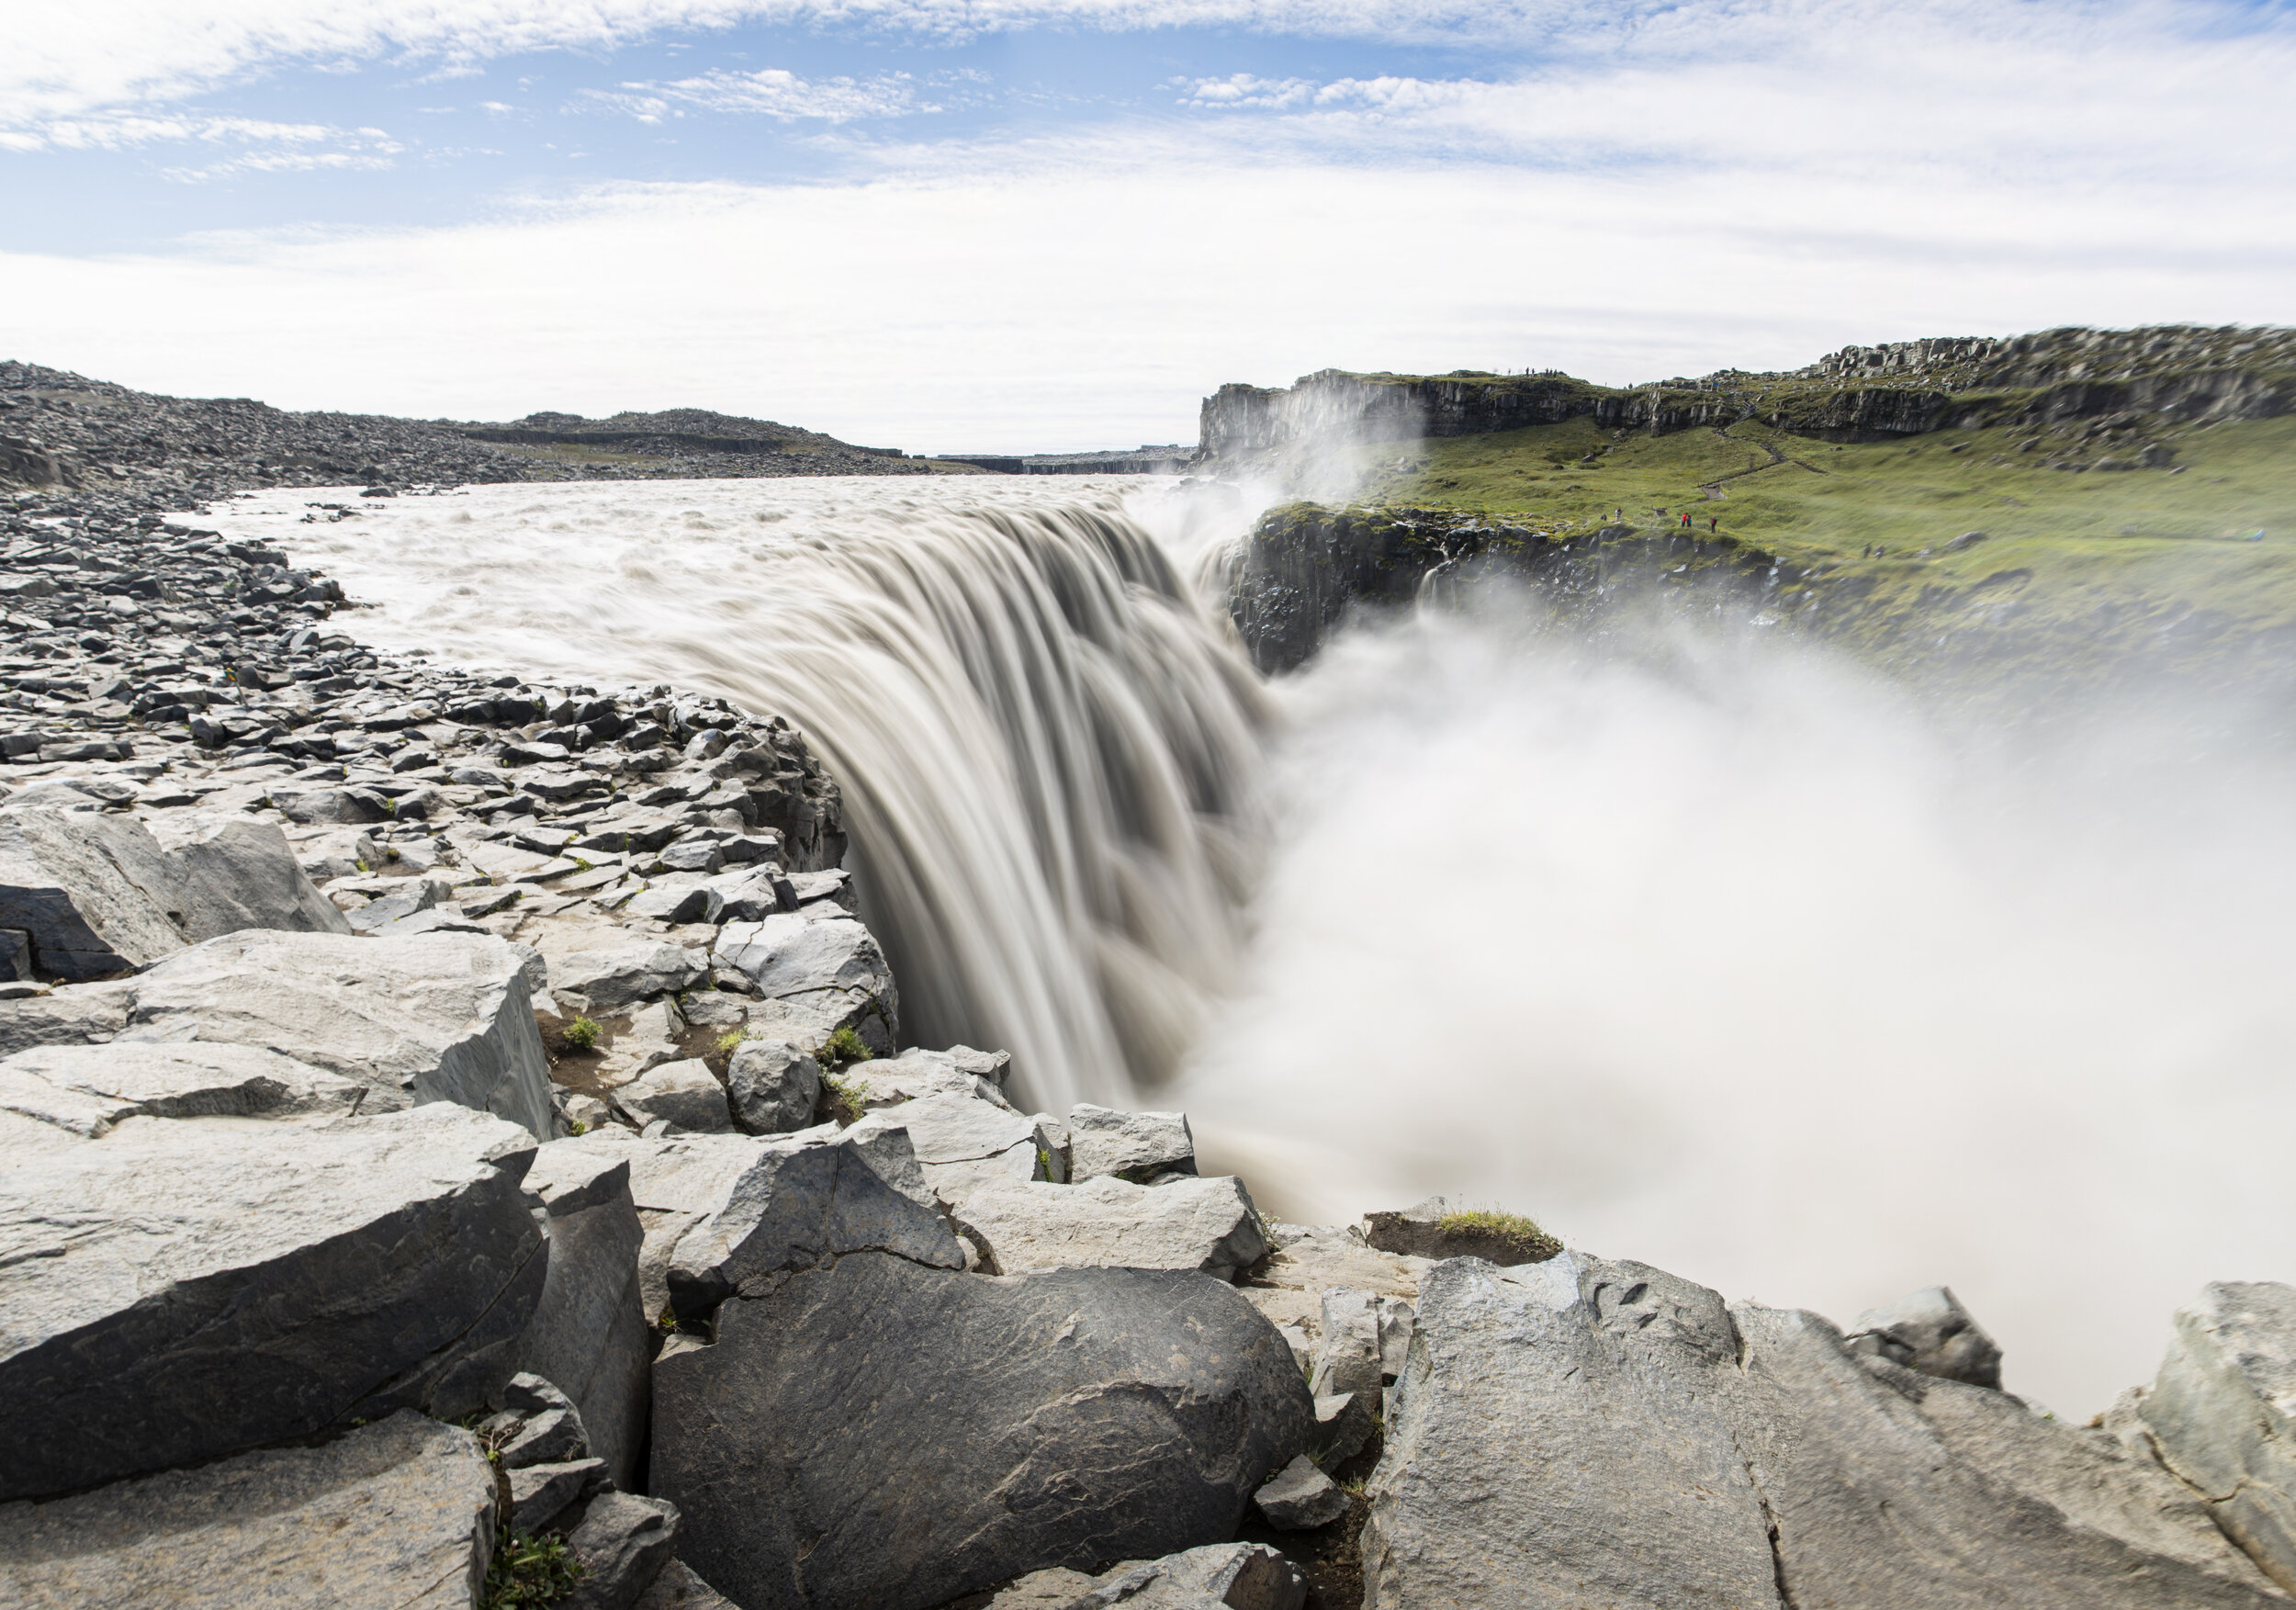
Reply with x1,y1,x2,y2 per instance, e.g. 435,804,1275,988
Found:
195,476,2296,1415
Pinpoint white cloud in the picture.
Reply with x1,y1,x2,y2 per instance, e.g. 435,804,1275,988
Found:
3,2,1581,126
0,1,2287,445
585,67,927,123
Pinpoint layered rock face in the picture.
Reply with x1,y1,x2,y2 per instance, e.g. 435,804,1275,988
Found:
1221,503,1779,674
1196,323,2296,465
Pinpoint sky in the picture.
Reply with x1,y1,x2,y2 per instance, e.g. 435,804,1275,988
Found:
2,1,2293,449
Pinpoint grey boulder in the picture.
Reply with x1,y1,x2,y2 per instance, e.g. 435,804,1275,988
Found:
844,1043,1015,1109
0,805,349,980
653,1255,1314,1610
0,1104,546,1501
0,1410,496,1610
553,942,709,1011
561,1492,683,1610
882,1089,1052,1207
511,1458,605,1532
954,1173,1267,1282
714,915,896,1053
1361,1253,2286,1610
726,1037,820,1133
1067,1101,1195,1181
2137,1281,2296,1593
121,928,557,1138
615,1058,732,1133
1255,1455,1349,1532
537,1126,962,1324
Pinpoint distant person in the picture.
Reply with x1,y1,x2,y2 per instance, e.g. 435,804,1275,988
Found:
1709,517,1717,533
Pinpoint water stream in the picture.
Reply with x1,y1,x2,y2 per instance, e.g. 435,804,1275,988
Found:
200,475,2296,1416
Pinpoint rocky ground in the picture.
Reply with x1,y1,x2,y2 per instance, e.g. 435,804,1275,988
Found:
0,362,938,509
2,470,2296,1609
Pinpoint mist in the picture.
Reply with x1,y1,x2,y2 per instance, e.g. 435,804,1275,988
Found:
1178,581,2296,1418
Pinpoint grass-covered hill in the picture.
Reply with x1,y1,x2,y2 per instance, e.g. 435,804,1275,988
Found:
1213,327,2296,689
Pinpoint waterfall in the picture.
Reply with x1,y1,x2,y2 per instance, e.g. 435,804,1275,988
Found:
265,480,1271,1112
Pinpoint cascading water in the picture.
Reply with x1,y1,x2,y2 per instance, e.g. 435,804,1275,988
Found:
242,478,1269,1111
205,471,2296,1414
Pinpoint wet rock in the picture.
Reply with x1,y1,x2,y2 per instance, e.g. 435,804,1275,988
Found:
121,927,557,1138
954,1173,1267,1281
2138,1281,2296,1592
1066,1101,1195,1181
0,1104,546,1501
0,1410,497,1610
652,1255,1314,1610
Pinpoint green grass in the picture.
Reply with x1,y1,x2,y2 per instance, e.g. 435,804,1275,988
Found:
819,1069,866,1125
1323,412,2296,677
1436,1209,1563,1263
560,1017,600,1053
481,1531,584,1609
816,1025,870,1066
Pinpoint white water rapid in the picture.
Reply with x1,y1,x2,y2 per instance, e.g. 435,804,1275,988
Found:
222,478,1267,1111
202,475,2296,1417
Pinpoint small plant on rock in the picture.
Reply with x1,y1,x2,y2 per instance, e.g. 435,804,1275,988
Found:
715,1028,746,1055
481,1529,585,1609
1437,1208,1562,1263
819,1070,866,1126
561,1017,600,1053
817,1025,870,1066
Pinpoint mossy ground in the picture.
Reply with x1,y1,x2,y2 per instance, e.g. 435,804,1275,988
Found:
1324,414,2296,677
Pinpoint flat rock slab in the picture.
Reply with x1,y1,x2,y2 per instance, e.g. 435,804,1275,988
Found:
552,941,708,1012
1066,1102,1194,1181
1362,1253,2286,1610
955,1174,1268,1282
0,805,348,981
878,1090,1049,1207
0,1041,365,1141
121,927,557,1138
653,1254,1314,1610
0,1410,496,1610
0,1103,545,1502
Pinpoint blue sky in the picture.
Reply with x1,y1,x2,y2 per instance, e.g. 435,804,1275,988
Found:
4,2,2293,449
